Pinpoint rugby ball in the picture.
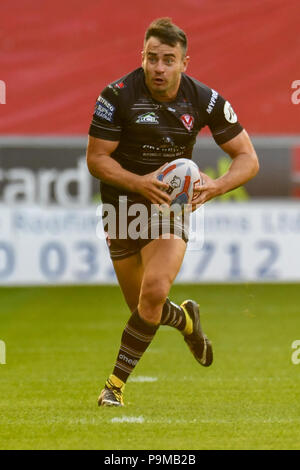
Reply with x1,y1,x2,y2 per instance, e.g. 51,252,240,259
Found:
157,158,202,213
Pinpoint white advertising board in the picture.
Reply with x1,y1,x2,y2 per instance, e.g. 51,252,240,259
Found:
0,202,299,285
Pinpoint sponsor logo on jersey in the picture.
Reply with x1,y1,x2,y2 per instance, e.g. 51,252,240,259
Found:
180,114,194,131
95,96,115,122
97,96,115,111
109,81,126,95
206,89,218,114
159,136,175,148
142,137,186,158
136,112,159,124
115,81,125,89
224,101,238,123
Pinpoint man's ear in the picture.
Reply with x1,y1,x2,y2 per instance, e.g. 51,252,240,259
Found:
141,50,145,68
182,55,190,73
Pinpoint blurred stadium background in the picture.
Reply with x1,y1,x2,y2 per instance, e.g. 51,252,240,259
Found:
0,0,300,450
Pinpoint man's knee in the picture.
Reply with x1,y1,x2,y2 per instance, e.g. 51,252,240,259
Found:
140,275,171,309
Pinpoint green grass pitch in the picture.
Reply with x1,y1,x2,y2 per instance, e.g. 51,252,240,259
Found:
0,283,300,450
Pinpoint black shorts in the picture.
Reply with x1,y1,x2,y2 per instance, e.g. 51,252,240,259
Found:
102,198,190,260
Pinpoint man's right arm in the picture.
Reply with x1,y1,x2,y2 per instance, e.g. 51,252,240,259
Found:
86,136,171,205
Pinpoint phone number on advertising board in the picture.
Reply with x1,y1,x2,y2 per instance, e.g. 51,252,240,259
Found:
0,239,282,282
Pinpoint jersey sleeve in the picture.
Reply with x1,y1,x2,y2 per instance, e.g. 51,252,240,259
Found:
204,89,244,145
88,85,123,141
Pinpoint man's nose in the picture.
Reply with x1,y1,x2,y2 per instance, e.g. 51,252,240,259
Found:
154,60,165,73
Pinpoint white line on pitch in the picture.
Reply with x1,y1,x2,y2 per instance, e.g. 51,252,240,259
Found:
111,416,145,424
128,376,158,383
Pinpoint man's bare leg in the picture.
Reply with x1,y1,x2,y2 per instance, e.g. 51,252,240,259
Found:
112,253,143,313
98,236,186,406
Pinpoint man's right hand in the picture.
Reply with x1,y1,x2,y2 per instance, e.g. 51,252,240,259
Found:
136,166,171,205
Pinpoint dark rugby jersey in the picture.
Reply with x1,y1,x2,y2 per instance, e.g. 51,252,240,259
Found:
89,67,243,203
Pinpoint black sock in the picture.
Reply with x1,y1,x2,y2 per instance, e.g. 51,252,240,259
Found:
160,298,187,331
112,309,159,383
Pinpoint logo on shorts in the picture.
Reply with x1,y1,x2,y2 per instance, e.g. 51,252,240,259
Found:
136,112,159,124
180,114,194,131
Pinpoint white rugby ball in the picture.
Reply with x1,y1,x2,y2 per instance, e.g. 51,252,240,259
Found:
157,158,202,212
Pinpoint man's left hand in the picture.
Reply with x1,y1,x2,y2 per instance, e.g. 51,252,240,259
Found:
190,172,222,211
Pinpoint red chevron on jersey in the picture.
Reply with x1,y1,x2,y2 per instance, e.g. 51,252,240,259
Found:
180,114,194,131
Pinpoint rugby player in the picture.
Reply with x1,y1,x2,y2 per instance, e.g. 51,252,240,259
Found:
86,18,259,406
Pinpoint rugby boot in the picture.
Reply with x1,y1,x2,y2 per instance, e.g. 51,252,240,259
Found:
180,300,213,367
98,377,125,407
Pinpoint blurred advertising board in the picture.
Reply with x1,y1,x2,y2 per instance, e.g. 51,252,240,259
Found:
0,201,299,285
1,136,300,205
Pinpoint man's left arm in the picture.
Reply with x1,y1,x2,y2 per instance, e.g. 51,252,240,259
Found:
193,129,259,205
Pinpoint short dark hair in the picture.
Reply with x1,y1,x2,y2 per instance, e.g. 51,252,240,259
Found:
144,17,187,56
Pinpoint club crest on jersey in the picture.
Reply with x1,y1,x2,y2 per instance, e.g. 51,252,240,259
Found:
136,112,159,124
180,114,194,131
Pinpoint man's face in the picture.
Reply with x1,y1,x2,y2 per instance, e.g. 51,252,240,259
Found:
142,37,189,101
